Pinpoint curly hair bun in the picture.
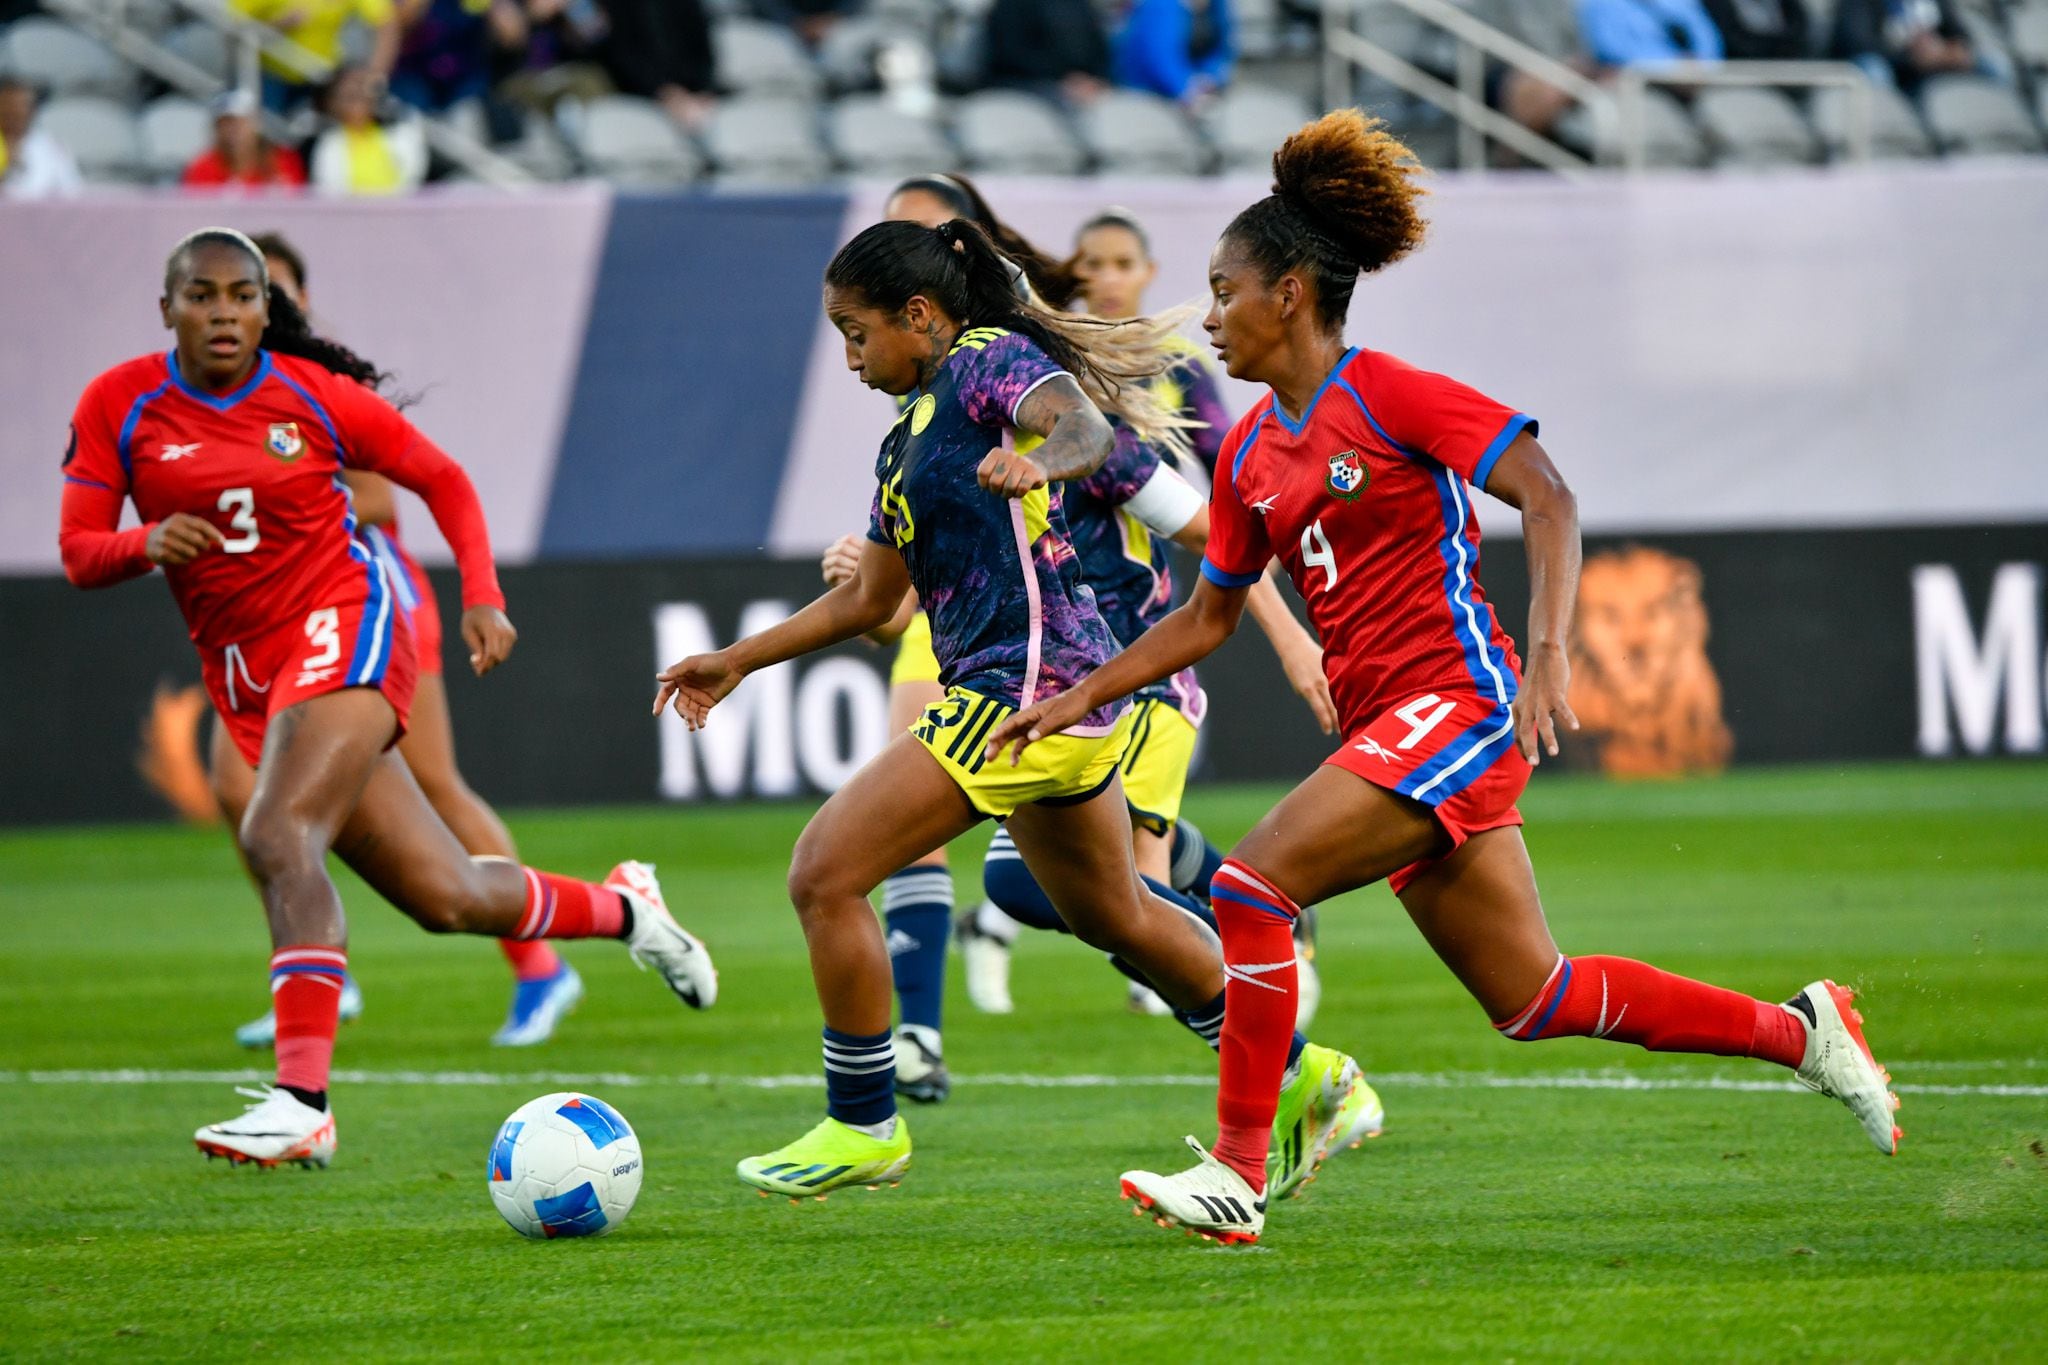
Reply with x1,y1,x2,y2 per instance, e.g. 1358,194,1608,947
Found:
1271,109,1428,276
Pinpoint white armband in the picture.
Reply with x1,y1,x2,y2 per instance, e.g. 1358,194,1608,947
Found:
1122,464,1206,538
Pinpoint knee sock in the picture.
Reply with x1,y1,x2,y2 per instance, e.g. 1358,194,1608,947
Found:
981,827,1067,933
271,946,347,1105
1170,818,1224,902
822,1026,896,1129
1208,860,1307,1191
511,868,626,940
499,938,564,982
1496,954,1807,1068
882,867,952,1039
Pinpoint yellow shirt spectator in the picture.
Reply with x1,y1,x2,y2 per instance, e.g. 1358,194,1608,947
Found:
232,0,397,84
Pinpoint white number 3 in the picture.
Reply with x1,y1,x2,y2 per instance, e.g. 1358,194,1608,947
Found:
1300,518,1338,591
218,487,259,553
1394,694,1457,750
303,608,341,671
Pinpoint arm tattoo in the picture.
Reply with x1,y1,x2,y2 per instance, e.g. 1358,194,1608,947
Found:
1014,376,1112,481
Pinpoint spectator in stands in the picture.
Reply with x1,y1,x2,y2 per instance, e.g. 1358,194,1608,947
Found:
490,0,612,118
0,74,82,198
232,0,405,110
392,0,515,113
1830,0,1977,92
181,88,308,189
309,63,427,193
600,0,716,129
1577,0,1724,68
984,0,1112,106
1113,0,1235,106
1702,0,1811,61
751,0,855,50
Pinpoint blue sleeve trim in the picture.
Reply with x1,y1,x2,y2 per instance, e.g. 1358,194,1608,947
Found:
1473,413,1535,491
273,369,348,465
64,475,115,490
1201,559,1262,589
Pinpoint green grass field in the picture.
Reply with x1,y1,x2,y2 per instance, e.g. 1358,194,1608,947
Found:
2,763,2045,1362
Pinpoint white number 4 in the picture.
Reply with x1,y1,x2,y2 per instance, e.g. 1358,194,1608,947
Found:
218,487,259,553
303,608,341,671
1300,518,1338,591
1394,693,1457,750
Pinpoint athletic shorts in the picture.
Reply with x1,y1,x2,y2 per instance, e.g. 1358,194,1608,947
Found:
1119,697,1200,837
202,593,418,767
1326,688,1530,894
363,526,441,677
889,610,942,688
913,686,1134,819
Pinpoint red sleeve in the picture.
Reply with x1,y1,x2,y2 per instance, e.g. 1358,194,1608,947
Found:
318,370,505,611
180,153,226,186
1199,410,1272,588
58,374,155,589
272,147,307,186
1355,352,1535,491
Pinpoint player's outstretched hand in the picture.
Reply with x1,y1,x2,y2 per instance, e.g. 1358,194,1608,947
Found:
821,533,864,587
462,605,518,676
654,650,744,730
1512,642,1579,765
984,687,1090,768
1277,639,1338,735
144,513,225,567
977,448,1048,499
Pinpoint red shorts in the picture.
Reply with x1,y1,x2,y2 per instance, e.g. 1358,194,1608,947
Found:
1326,689,1531,894
202,591,418,767
363,526,442,676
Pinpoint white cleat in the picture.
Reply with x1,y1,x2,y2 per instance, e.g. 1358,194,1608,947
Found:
194,1085,335,1168
609,861,717,1009
892,1025,951,1104
1293,946,1322,1031
1788,979,1901,1154
1126,981,1174,1016
235,975,363,1049
1120,1136,1265,1245
957,902,1016,1015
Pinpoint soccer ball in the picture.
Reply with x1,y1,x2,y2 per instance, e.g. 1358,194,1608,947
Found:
487,1092,643,1239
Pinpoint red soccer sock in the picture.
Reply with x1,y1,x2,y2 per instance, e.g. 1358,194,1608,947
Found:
271,946,347,1095
511,868,626,941
1207,860,1304,1193
499,937,564,982
1495,954,1807,1068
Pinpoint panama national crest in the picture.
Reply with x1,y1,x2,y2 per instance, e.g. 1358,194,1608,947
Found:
266,421,304,461
1326,449,1367,501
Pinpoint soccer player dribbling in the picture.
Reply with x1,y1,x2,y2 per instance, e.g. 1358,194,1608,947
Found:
59,228,718,1169
657,217,1366,1203
986,111,1901,1244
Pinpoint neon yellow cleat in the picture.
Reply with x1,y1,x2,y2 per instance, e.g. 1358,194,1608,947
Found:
1329,1075,1385,1151
736,1116,912,1199
1267,1043,1361,1201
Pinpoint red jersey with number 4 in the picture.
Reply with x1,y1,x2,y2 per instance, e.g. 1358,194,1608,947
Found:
60,349,503,649
1201,347,1534,733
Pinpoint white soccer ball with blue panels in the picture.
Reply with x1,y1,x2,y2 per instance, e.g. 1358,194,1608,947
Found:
488,1092,643,1239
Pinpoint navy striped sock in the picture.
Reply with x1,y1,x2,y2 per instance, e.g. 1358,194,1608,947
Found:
980,827,1067,932
881,867,952,1035
1172,990,1307,1068
822,1027,896,1127
1170,819,1224,901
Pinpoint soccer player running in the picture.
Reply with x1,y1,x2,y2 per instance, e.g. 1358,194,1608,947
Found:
215,233,585,1052
985,112,1901,1245
60,228,718,1170
657,218,1365,1202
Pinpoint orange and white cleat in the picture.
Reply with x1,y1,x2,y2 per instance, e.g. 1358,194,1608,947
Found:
1119,1137,1265,1245
1786,980,1901,1154
194,1085,335,1168
609,860,718,1009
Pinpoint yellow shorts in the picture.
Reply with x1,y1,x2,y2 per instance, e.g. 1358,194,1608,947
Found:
890,611,942,687
913,687,1134,819
1119,698,1200,836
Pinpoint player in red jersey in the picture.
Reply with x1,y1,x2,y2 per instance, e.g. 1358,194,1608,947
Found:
988,113,1901,1244
60,228,717,1169
211,233,583,1052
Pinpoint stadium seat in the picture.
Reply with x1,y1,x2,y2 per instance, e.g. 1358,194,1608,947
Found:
1955,9,2019,85
1235,0,1285,59
1694,86,1820,167
1572,85,1706,167
713,18,822,100
1811,80,1933,159
162,22,233,84
569,95,704,186
1920,74,2045,155
4,18,137,101
827,93,954,177
2008,4,2048,71
138,94,210,182
37,95,143,182
816,15,932,93
705,95,829,182
1202,82,1315,172
953,90,1084,173
1076,89,1210,175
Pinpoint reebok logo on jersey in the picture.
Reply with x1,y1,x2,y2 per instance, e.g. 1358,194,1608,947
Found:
1250,495,1279,516
294,666,339,688
1353,737,1396,764
159,442,203,462
1224,959,1292,993
1326,450,1367,502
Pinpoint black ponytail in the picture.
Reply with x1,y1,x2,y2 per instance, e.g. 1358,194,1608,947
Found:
888,172,1084,308
260,284,388,391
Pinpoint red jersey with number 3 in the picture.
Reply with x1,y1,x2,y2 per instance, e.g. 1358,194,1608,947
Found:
63,349,492,649
1201,347,1535,733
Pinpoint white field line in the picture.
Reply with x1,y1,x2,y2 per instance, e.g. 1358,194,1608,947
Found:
1,1067,2044,1099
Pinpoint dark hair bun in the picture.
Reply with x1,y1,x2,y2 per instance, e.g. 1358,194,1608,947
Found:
1271,109,1428,276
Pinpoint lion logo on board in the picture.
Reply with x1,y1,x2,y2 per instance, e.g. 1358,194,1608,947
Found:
266,422,304,461
1325,450,1367,501
909,393,937,436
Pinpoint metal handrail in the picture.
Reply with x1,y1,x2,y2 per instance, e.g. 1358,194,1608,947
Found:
1614,61,1873,171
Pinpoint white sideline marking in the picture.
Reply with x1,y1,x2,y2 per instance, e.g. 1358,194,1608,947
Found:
0,1067,2043,1098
